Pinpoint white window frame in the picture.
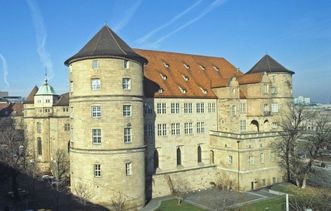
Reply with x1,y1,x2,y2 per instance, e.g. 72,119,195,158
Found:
240,102,246,114
171,103,180,114
122,78,131,90
271,103,279,113
124,60,129,69
92,60,99,70
184,122,193,134
125,162,132,176
184,103,192,113
240,120,246,132
91,105,101,118
91,79,101,90
94,164,101,177
228,155,233,164
123,104,132,117
171,123,180,135
124,127,132,143
92,129,102,144
196,103,204,113
197,122,205,134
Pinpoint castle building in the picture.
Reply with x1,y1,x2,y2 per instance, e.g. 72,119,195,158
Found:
19,25,294,209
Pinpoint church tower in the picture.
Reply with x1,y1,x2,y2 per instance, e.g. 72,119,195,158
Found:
65,25,148,208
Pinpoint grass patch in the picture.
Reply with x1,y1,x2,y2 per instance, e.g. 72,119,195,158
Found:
229,196,285,211
156,199,205,211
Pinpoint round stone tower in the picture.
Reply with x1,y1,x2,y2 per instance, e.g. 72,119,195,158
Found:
65,25,148,209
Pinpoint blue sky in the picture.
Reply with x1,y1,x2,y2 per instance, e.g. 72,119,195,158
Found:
0,0,330,103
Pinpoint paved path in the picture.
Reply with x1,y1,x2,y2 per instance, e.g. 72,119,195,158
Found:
139,196,174,211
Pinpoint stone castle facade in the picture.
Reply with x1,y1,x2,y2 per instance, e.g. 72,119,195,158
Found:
13,25,294,209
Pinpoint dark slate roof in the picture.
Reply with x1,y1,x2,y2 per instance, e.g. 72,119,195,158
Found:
65,25,148,65
54,93,69,106
246,55,294,74
25,86,38,104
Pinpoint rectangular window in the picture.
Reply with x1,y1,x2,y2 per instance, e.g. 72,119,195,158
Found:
45,99,50,103
263,84,269,94
122,78,131,90
171,123,180,135
208,103,212,113
228,155,233,164
260,153,264,163
197,122,205,134
240,120,246,132
271,87,277,95
63,107,69,112
124,60,129,69
123,105,132,117
184,103,192,113
64,123,70,131
156,103,166,114
37,137,42,155
94,164,101,177
171,103,179,114
91,106,101,118
144,103,153,115
212,102,216,112
231,105,236,116
92,60,99,70
37,122,41,133
184,122,193,134
92,129,101,144
124,128,132,143
91,79,101,90
271,103,279,113
240,102,246,114
144,124,154,137
125,162,132,176
196,103,204,113
157,123,167,136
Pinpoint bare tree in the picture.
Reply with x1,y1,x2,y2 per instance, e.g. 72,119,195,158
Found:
110,193,127,211
73,183,93,206
274,105,309,183
274,105,331,188
50,149,70,211
0,117,26,201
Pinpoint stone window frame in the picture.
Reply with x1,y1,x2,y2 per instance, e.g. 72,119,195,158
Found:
122,78,131,90
123,104,132,117
124,127,132,144
92,128,102,144
196,122,205,134
125,161,132,176
91,78,101,90
91,105,101,118
94,164,101,177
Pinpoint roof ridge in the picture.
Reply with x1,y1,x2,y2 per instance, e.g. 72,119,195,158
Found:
107,26,128,56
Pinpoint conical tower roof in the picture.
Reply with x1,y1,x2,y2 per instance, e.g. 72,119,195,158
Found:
65,25,148,65
246,55,294,74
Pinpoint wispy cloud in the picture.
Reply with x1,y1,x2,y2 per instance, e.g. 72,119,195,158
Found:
136,0,203,44
112,0,143,33
142,0,228,48
0,54,9,90
26,0,54,80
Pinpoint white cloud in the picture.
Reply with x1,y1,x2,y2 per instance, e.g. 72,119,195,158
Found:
26,0,54,80
0,54,9,90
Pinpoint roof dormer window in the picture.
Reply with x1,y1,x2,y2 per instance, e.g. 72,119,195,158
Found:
199,65,206,70
179,86,187,94
199,87,208,94
158,88,164,94
160,73,167,80
183,63,190,69
163,62,169,68
213,66,219,72
182,75,189,81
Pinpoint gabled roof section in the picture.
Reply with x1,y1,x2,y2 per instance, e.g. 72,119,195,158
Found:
25,86,38,104
135,49,242,98
246,55,294,74
65,25,147,65
237,72,264,85
0,103,23,117
54,93,69,106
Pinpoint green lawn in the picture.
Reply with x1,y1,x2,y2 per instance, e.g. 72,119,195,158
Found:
230,196,285,211
156,199,205,211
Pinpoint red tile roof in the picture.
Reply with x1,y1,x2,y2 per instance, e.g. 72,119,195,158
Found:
0,103,23,117
135,49,242,98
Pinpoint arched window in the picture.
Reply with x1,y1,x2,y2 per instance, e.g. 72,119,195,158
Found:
154,149,159,171
210,150,215,164
251,120,259,132
37,137,42,155
197,146,202,163
176,147,182,166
